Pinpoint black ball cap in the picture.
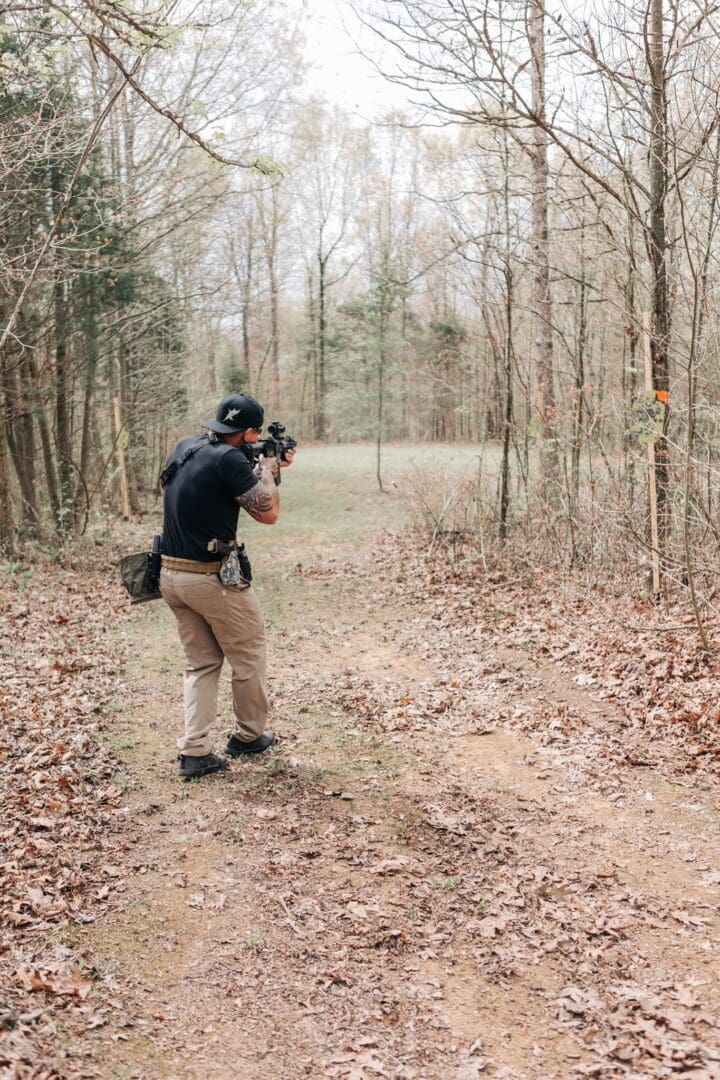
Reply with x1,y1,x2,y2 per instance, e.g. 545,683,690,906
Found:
202,394,264,434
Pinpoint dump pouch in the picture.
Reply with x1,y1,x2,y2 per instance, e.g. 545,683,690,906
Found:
118,551,162,604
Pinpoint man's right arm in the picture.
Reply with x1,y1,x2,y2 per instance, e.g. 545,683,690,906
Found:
235,460,279,524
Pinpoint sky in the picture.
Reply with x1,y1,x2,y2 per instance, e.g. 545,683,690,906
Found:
300,0,412,118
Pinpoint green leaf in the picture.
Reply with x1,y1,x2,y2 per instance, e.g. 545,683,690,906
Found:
250,154,283,177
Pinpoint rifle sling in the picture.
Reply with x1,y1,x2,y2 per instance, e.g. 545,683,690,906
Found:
159,435,211,489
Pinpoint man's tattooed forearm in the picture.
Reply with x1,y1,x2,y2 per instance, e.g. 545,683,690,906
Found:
237,482,277,520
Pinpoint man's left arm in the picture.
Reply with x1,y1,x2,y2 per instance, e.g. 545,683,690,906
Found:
235,458,279,524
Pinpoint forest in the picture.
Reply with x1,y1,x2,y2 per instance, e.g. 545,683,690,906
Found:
3,0,720,607
4,3,720,1078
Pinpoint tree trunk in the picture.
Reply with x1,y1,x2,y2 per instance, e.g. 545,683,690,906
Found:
0,375,15,551
241,229,255,393
75,319,98,518
4,347,40,531
49,152,74,533
117,341,142,512
376,307,387,493
528,0,560,503
499,264,514,542
571,231,587,505
24,344,61,526
54,272,74,530
266,187,282,415
267,236,281,415
316,253,327,440
304,267,317,438
648,0,671,557
622,207,639,506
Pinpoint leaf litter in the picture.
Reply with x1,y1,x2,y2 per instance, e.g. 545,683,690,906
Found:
0,551,133,1077
2,530,720,1078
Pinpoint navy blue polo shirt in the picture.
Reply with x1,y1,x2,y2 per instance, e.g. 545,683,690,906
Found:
161,437,257,561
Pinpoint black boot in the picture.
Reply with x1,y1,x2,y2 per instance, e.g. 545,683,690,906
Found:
179,752,228,779
225,731,275,756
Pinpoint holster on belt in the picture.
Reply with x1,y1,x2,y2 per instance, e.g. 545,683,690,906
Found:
207,539,252,585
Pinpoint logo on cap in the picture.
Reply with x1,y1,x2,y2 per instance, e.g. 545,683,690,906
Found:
223,408,241,423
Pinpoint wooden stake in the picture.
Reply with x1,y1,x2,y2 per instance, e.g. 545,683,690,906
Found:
642,313,661,599
113,396,130,519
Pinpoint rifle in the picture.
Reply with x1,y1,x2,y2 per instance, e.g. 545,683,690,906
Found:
246,421,297,485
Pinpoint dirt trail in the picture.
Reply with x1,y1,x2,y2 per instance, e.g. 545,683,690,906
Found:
65,525,720,1080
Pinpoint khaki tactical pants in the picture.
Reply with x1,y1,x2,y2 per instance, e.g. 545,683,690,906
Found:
160,568,268,756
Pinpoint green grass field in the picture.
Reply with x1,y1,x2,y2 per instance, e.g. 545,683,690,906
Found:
244,441,497,550
237,440,496,630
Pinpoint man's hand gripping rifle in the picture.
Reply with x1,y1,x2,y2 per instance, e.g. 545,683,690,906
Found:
247,421,297,485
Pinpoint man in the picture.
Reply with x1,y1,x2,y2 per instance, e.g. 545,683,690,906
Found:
159,393,294,779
